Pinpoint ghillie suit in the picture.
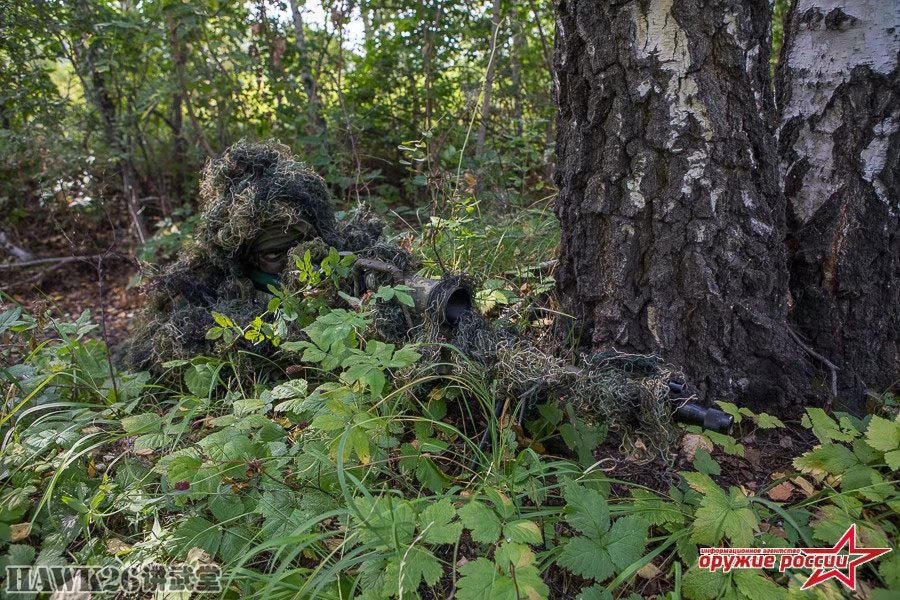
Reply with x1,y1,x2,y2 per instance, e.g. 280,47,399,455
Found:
356,269,720,466
128,140,727,465
126,140,382,369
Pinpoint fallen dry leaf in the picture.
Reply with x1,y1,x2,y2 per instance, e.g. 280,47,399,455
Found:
106,538,131,554
681,433,714,461
10,523,31,542
790,475,816,497
637,562,661,579
743,447,761,469
766,481,796,501
187,547,212,564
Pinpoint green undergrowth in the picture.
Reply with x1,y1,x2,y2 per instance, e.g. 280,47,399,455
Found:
0,264,898,599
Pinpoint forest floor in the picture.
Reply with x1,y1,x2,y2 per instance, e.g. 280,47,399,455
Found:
2,216,142,349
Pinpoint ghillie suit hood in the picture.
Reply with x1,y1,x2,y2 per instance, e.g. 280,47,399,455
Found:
127,140,382,369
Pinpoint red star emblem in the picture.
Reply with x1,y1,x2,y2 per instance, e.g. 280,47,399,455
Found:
800,524,892,590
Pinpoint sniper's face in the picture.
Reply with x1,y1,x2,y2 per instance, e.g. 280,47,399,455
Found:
246,220,313,275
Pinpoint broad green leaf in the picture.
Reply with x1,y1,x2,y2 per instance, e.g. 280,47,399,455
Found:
209,491,246,522
631,489,685,526
185,363,217,397
682,567,726,600
459,500,501,545
354,497,416,548
557,515,647,583
563,483,609,538
684,472,757,547
692,448,721,475
801,408,858,443
578,585,612,600
121,413,162,434
456,558,499,600
557,536,616,581
793,444,859,475
865,415,900,464
503,520,542,545
419,498,462,545
383,546,443,595
174,517,221,557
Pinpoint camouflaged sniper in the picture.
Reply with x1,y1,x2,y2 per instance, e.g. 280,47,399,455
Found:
126,140,383,368
128,140,727,465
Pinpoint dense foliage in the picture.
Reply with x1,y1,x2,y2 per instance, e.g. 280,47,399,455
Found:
1,228,898,597
0,0,556,254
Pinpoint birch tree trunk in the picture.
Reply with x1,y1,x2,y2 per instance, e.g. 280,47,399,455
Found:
777,0,900,406
554,0,812,408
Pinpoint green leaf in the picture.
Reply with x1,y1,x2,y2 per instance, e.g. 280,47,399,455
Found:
716,401,743,424
419,498,462,545
682,566,726,600
174,517,221,557
354,497,416,548
121,413,162,434
162,450,220,498
793,444,859,476
560,404,607,467
493,542,534,571
865,415,900,455
754,413,785,429
459,500,501,545
346,425,371,464
801,408,858,443
503,520,542,545
558,536,616,581
683,472,757,547
692,448,721,475
457,558,500,600
578,585,612,600
383,546,442,595
133,433,168,451
185,363,217,397
272,379,309,412
563,483,609,538
211,311,235,328
557,515,647,583
631,489,685,526
209,491,246,522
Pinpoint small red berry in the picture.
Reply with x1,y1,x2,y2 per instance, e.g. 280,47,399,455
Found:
174,481,190,491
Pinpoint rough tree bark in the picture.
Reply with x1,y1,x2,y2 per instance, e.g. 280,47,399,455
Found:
777,0,900,408
553,0,813,408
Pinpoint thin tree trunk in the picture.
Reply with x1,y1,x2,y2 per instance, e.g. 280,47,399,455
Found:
169,89,185,208
475,0,502,156
166,10,215,159
360,0,374,44
75,0,149,244
554,0,812,409
777,0,900,407
288,0,327,135
511,19,525,137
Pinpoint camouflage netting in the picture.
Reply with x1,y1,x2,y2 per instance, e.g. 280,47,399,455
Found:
128,140,681,463
126,140,382,369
